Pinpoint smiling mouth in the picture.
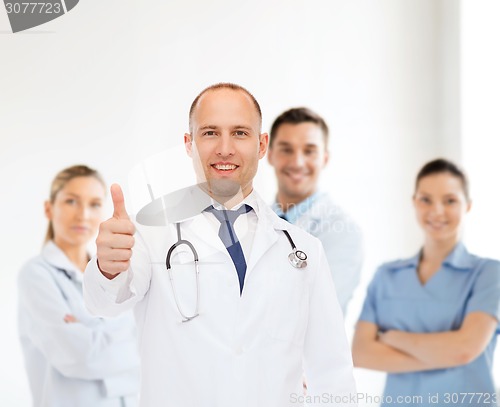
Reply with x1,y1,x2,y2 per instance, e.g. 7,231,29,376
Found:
426,222,448,229
284,171,310,181
212,164,238,171
72,226,89,232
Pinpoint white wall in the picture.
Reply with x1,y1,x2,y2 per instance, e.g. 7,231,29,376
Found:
460,1,500,389
0,1,465,405
461,0,500,258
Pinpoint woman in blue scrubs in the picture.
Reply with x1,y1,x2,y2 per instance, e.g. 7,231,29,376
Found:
353,158,500,406
18,165,140,407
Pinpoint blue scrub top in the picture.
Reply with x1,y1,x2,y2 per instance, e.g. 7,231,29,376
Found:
359,242,500,406
271,192,321,224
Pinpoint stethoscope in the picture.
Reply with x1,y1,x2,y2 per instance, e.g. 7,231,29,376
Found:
165,223,307,323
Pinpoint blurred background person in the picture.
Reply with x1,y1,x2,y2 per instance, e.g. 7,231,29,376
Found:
17,165,140,407
267,107,363,314
352,158,500,406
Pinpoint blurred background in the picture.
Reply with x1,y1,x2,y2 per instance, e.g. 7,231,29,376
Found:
1,0,499,405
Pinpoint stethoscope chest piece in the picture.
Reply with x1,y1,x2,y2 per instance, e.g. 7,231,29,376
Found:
288,249,307,269
282,229,308,269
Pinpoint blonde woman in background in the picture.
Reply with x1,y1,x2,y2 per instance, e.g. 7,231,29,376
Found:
18,165,140,407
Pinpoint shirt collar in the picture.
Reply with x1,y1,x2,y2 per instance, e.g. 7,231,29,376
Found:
389,242,474,271
387,253,420,270
272,191,322,224
442,242,475,269
41,241,84,282
210,189,260,217
137,184,262,225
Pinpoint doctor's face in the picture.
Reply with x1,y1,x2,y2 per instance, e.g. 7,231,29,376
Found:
267,122,328,206
185,88,268,204
45,176,105,249
413,172,471,244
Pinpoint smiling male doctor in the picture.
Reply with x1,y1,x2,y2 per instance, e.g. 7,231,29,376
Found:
83,83,357,407
267,108,363,314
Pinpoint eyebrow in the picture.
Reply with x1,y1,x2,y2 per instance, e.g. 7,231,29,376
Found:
233,126,253,131
62,192,102,200
275,141,319,148
417,191,459,197
198,125,253,131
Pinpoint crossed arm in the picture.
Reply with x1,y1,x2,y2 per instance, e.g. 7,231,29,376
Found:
352,311,497,373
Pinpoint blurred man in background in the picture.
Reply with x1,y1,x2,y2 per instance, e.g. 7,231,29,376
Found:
268,107,363,314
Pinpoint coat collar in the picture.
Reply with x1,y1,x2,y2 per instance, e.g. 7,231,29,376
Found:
137,183,290,229
167,188,290,273
246,192,287,274
41,241,84,282
136,184,213,226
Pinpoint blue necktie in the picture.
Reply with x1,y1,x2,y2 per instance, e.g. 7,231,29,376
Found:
206,204,252,295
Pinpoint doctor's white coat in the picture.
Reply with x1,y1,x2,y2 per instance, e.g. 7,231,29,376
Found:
18,242,140,407
84,191,357,407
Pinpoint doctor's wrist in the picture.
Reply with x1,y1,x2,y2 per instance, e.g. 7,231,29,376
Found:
96,259,120,280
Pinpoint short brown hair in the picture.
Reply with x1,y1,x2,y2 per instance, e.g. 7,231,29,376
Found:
269,107,329,148
188,83,262,132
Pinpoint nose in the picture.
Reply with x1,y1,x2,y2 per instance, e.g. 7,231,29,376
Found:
290,151,306,168
431,202,445,216
76,203,90,220
216,133,235,157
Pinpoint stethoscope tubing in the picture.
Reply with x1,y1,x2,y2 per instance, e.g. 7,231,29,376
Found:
165,224,307,322
166,224,200,323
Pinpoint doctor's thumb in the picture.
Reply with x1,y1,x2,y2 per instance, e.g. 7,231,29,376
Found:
111,184,130,220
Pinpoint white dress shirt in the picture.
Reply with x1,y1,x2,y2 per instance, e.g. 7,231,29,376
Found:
203,189,259,269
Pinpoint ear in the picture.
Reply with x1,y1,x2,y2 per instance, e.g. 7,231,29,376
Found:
323,150,330,167
258,133,269,159
466,199,472,213
44,200,52,220
184,133,193,157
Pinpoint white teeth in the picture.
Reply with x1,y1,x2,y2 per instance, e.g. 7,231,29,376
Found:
428,222,446,228
214,164,237,170
286,172,309,182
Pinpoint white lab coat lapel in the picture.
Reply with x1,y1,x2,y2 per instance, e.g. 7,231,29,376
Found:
180,213,230,262
164,192,289,281
245,199,281,276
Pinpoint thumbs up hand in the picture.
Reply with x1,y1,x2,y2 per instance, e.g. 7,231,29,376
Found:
96,184,136,279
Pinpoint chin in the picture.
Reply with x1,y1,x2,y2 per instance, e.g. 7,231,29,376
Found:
284,187,309,200
426,231,457,243
207,178,242,199
74,238,91,246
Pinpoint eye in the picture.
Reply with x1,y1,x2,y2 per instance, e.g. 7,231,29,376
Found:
91,202,102,209
419,196,431,204
445,198,457,205
234,130,248,138
279,147,293,155
304,149,317,156
65,198,77,205
202,130,217,137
